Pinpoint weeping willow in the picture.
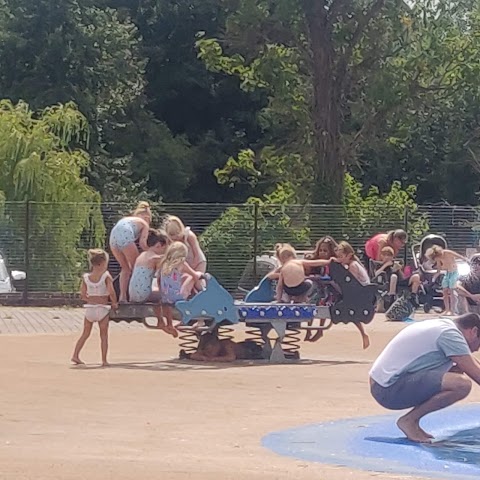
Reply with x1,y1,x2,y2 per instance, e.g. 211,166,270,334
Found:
0,100,105,291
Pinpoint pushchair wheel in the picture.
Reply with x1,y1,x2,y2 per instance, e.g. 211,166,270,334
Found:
424,302,432,314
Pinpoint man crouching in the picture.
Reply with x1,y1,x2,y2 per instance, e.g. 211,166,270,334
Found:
369,314,480,443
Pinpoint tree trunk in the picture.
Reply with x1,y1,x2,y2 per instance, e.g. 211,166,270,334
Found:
303,0,344,204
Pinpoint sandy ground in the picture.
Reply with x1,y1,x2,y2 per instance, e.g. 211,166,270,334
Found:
1,312,478,480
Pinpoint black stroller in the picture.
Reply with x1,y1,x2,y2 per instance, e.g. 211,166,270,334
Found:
412,234,446,313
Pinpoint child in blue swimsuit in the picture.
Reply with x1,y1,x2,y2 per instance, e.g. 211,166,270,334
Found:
128,230,177,337
426,245,468,316
109,201,152,303
159,241,203,330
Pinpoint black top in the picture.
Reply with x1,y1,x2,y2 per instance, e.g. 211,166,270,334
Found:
460,275,480,305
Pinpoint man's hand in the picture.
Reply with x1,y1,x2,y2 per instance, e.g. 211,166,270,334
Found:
451,355,480,385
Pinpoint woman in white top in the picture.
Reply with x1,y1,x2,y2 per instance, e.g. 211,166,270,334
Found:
71,249,117,367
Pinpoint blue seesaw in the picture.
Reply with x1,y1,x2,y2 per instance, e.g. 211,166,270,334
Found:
111,262,377,363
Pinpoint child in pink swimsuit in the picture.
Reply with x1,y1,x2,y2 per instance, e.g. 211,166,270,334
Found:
158,242,203,331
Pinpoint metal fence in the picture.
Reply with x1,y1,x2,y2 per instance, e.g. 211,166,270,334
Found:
1,201,480,302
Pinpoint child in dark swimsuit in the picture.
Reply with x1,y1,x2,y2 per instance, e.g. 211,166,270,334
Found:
276,244,335,303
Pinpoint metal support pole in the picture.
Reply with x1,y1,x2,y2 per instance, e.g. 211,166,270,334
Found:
404,207,409,265
23,200,30,305
253,203,259,283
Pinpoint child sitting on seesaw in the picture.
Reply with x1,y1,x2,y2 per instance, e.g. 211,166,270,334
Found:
158,241,204,331
275,244,335,303
128,229,178,337
304,236,339,342
335,241,371,349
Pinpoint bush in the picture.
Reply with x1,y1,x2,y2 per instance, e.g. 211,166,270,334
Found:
200,202,309,290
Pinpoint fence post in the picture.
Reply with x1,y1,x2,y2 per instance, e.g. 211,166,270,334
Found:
23,200,30,305
253,203,259,283
404,206,409,265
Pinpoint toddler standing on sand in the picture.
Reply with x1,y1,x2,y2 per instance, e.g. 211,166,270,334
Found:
426,245,467,316
72,249,117,366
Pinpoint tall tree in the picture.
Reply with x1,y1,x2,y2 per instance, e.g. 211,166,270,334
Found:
102,0,267,202
0,0,154,200
198,0,480,204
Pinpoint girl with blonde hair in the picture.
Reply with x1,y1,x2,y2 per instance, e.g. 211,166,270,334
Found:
109,201,152,302
159,241,203,331
163,215,207,273
72,249,118,366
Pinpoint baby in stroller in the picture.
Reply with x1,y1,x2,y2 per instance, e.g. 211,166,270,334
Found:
413,234,447,313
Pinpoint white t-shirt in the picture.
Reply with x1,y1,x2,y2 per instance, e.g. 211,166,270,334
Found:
369,318,471,387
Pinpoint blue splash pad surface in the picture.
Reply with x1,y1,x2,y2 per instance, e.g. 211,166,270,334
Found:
262,404,480,479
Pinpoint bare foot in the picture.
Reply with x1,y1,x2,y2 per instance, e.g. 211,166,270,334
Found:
397,415,433,443
101,362,110,367
71,357,84,365
164,325,179,338
362,334,370,350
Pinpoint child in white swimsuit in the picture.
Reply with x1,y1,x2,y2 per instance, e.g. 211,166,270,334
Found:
71,249,118,367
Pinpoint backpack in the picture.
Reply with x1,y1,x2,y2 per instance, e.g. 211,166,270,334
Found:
386,292,415,322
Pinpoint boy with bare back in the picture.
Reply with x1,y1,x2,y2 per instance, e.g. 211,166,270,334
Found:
275,244,334,303
426,245,467,316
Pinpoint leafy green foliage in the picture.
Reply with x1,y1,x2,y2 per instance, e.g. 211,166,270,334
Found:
0,100,104,290
0,0,145,124
342,174,429,243
200,201,309,289
197,0,480,205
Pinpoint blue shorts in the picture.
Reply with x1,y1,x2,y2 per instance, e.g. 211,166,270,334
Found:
442,270,459,289
370,364,450,410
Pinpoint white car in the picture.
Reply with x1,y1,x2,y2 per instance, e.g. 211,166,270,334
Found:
0,255,26,293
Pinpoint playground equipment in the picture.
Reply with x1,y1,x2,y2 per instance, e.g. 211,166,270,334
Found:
110,262,377,363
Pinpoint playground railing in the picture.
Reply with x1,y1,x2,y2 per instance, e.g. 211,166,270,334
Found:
0,201,478,304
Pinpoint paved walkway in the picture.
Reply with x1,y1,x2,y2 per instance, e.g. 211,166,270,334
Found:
0,307,143,335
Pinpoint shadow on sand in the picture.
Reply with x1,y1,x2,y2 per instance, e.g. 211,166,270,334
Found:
70,358,370,372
